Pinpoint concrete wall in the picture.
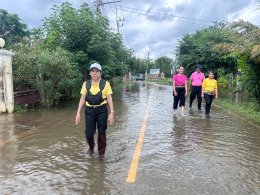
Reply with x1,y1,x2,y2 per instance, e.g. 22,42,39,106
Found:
0,50,14,113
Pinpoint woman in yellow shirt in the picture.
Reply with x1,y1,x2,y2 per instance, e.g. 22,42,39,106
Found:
201,71,218,117
75,63,115,160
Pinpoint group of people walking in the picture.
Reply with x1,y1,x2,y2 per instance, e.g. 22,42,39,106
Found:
75,63,218,160
172,64,218,117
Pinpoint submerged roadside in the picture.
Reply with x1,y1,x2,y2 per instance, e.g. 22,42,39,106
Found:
147,79,260,125
216,98,260,125
13,80,260,126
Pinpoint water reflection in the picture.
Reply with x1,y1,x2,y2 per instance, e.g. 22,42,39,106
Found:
171,115,208,154
81,162,108,195
0,82,259,194
0,114,17,178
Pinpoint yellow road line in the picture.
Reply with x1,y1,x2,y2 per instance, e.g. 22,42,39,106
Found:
126,96,152,183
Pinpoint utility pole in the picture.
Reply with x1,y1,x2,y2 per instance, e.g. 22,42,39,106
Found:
116,8,124,33
95,0,102,14
95,0,123,33
116,8,119,33
95,0,122,15
145,51,150,80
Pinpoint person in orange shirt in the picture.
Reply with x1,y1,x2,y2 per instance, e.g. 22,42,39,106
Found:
201,71,218,118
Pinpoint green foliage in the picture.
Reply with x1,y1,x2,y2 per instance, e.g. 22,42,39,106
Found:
176,21,260,103
14,104,27,112
218,99,260,123
43,2,131,80
0,9,29,48
13,44,81,108
7,2,138,108
236,55,260,102
213,21,260,102
155,56,173,77
128,57,147,75
218,77,228,89
177,23,237,74
217,77,229,97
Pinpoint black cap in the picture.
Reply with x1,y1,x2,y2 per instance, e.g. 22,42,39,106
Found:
196,64,203,69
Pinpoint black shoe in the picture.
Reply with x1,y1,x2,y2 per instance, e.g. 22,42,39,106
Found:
198,108,202,111
206,114,210,118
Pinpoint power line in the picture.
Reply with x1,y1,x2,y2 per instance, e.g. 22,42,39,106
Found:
120,8,210,26
120,5,216,24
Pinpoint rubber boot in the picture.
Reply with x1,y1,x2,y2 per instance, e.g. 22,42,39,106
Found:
98,133,106,160
86,137,95,157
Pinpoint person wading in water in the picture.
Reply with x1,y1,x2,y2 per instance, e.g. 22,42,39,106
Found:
172,66,188,116
75,63,115,160
189,64,205,110
201,71,218,118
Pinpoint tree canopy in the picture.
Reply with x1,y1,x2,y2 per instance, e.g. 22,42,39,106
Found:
176,21,260,102
0,9,29,48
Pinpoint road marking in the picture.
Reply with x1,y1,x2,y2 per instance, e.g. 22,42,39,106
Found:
126,95,152,183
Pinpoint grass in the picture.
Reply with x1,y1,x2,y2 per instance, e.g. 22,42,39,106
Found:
146,78,172,86
217,98,260,124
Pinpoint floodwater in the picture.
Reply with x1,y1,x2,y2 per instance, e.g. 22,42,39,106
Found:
0,82,259,194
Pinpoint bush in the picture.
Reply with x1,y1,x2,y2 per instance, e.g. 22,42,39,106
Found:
217,77,229,97
13,44,81,108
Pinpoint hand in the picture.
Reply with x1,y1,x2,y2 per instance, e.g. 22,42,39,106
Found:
75,113,80,125
185,92,187,96
108,113,115,125
201,94,204,98
174,91,178,96
215,95,218,100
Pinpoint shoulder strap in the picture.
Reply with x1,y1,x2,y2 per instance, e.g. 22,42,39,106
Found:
99,79,106,91
86,80,92,91
86,79,106,91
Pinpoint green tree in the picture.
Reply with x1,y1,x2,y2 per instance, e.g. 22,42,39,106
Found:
0,9,29,48
128,57,146,75
213,21,260,102
176,23,237,75
13,44,81,107
155,56,173,77
43,2,131,80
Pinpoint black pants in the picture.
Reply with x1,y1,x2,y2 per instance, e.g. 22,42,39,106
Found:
189,86,202,109
85,105,108,138
173,87,186,109
204,93,214,114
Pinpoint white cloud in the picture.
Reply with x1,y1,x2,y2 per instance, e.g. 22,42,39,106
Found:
227,2,259,24
1,0,259,59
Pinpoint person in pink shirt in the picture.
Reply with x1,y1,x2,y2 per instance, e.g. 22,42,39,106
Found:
189,64,205,110
172,66,188,116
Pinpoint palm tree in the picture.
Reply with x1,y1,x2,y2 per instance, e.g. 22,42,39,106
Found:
213,20,260,103
213,20,260,63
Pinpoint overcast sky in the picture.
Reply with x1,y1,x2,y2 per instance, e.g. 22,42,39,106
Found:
1,0,259,59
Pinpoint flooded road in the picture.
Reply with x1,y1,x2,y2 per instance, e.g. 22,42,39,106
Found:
0,82,260,194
